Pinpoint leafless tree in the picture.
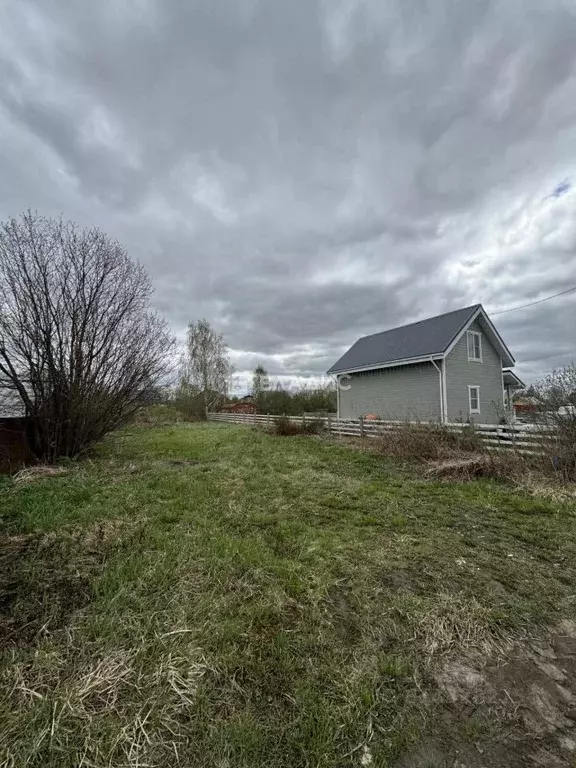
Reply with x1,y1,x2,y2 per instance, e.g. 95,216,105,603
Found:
533,364,576,411
180,319,232,413
0,211,175,461
532,363,576,479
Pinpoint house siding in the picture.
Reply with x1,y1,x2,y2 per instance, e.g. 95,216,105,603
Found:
445,319,504,423
338,362,442,421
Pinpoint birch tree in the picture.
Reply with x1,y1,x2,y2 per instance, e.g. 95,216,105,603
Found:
252,364,270,408
181,319,232,412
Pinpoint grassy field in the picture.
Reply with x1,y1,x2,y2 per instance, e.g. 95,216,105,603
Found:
2,422,576,767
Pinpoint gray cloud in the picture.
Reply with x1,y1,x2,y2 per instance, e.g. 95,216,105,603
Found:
1,0,576,386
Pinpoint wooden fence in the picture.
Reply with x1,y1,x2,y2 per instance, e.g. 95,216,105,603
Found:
207,412,555,455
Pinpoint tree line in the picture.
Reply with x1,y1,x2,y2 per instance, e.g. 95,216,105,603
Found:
173,346,336,417
240,364,336,415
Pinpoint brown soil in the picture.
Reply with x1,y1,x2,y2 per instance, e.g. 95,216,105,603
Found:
397,621,576,767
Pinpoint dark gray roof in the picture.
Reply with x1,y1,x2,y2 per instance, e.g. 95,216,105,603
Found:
327,305,481,374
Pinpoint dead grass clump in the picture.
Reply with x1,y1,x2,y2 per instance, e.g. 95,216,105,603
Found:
2,641,212,768
375,423,482,461
13,465,69,484
518,475,576,504
424,452,573,489
425,453,526,482
414,593,515,657
273,416,324,436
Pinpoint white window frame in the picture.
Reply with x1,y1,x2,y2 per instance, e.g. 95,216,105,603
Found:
468,385,480,415
467,331,482,362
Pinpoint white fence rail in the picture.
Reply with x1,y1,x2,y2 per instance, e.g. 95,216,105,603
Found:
207,412,554,454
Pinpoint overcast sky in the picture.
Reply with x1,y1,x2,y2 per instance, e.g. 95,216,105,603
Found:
1,0,575,389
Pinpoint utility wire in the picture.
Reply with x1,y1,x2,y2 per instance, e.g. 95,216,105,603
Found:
491,285,576,315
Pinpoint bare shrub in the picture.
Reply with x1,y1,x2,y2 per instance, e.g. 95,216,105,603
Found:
131,404,186,427
544,423,576,481
532,364,576,481
372,423,551,484
303,418,325,435
273,416,324,436
375,422,483,461
173,391,207,422
274,416,300,436
0,212,175,462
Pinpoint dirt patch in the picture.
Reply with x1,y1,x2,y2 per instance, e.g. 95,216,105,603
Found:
0,518,145,647
396,622,576,767
380,566,435,596
323,583,362,644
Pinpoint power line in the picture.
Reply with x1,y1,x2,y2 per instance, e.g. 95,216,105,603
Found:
491,285,576,315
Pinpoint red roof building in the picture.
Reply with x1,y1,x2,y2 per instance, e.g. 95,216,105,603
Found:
221,396,257,414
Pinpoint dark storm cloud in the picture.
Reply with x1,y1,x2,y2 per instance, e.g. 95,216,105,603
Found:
1,0,576,385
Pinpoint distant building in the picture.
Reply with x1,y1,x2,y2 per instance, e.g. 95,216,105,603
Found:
513,396,539,415
221,395,257,414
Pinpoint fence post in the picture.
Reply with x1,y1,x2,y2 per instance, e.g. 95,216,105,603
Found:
359,415,364,437
327,413,332,434
302,413,306,429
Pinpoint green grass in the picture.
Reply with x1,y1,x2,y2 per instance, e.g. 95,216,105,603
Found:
1,423,576,767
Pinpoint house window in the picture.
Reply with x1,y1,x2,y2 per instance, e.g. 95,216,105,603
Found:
467,331,482,362
468,385,480,415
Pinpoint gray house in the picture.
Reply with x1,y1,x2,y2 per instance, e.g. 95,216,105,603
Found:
327,304,524,424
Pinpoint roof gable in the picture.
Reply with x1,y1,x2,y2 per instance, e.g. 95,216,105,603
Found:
327,304,514,374
447,308,515,368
